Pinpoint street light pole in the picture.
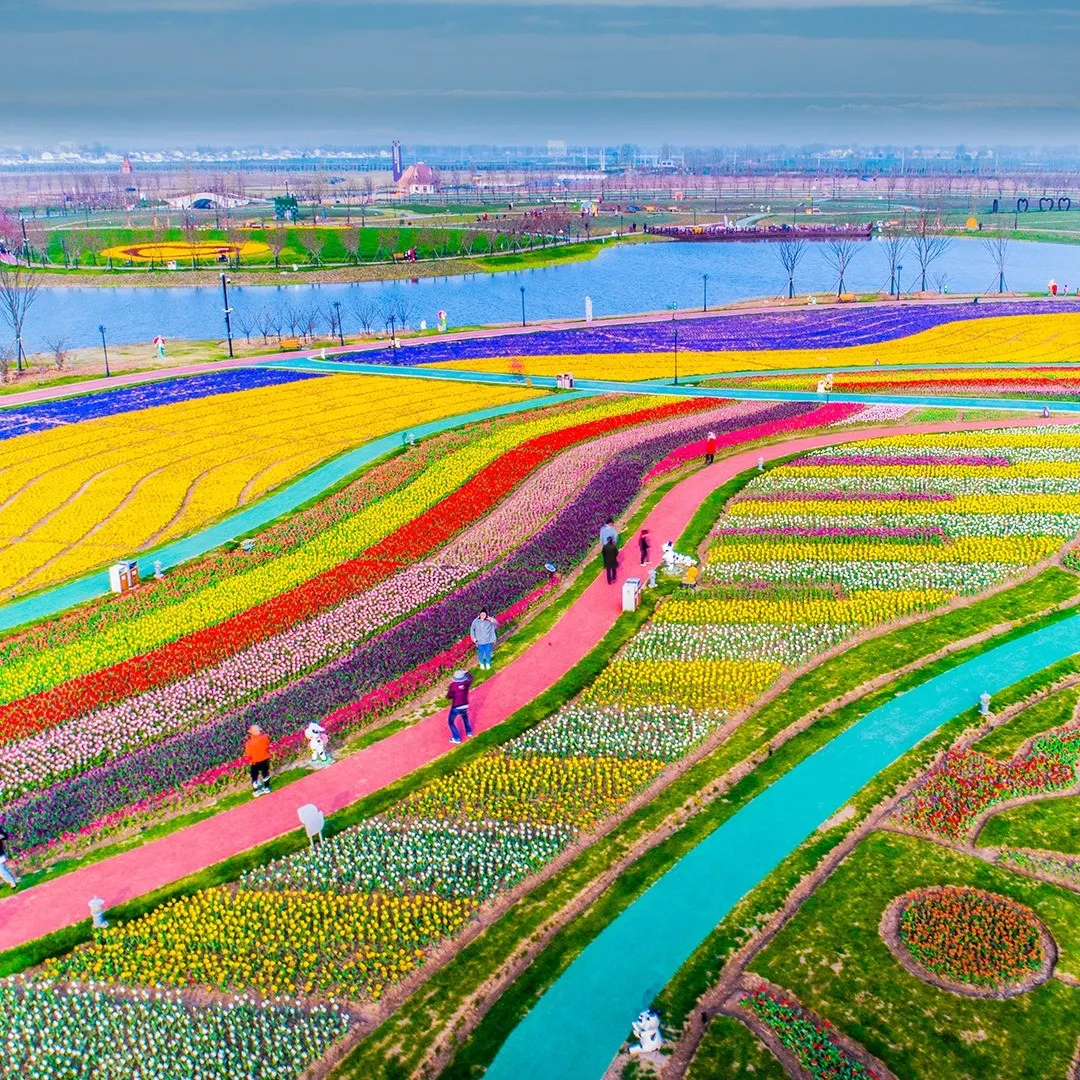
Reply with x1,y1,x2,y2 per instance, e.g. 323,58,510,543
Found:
895,264,903,300
671,304,679,386
333,300,344,346
220,273,234,358
702,273,708,312
98,324,111,378
520,285,526,328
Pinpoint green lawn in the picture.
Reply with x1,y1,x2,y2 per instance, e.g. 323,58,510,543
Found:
687,1014,787,1080
753,831,1080,1080
972,687,1079,759
980,795,1080,854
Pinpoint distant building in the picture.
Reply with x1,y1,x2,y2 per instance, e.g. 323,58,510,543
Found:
121,155,134,175
391,140,403,182
397,163,441,196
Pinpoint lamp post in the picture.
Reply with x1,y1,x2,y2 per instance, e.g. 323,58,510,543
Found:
386,314,397,348
895,264,903,300
333,300,344,346
98,324,111,378
702,273,708,312
220,273,234,358
520,285,526,328
671,303,679,386
20,217,29,266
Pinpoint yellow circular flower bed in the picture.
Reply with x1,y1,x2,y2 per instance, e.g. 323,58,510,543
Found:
99,240,271,263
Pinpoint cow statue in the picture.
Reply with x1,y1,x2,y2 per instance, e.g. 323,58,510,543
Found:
629,1010,663,1055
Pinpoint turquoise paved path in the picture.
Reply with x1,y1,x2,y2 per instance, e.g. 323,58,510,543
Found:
484,614,1080,1080
263,357,1080,414
0,392,578,633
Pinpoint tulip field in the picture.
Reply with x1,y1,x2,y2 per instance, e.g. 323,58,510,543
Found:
0,372,541,595
12,317,1080,1080
413,306,1080,381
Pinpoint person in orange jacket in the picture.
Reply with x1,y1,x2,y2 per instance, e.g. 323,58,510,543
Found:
245,724,272,796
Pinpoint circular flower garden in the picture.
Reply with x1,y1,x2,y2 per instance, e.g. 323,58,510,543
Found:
885,885,1054,997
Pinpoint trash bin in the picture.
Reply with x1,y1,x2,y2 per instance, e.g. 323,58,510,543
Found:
622,577,642,612
108,560,139,594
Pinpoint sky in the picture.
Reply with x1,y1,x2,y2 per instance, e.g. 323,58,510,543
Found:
3,0,1079,148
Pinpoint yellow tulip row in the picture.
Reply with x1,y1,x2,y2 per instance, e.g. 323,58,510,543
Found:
772,463,1080,481
584,659,783,712
706,535,1059,566
47,886,475,1001
655,589,953,628
390,752,663,830
426,313,1080,380
0,375,539,596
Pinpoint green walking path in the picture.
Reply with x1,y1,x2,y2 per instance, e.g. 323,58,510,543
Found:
484,614,1080,1080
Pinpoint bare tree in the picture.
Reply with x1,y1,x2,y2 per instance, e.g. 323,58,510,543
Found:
301,305,320,343
982,232,1011,294
880,234,909,296
266,306,284,343
256,307,274,344
297,229,322,266
360,174,375,227
931,270,951,294
324,302,344,342
379,290,417,330
910,209,952,292
775,240,807,299
282,303,303,338
43,335,72,371
0,263,40,374
182,215,200,268
350,294,379,334
339,227,361,265
0,340,11,383
234,308,256,344
267,227,288,269
822,239,862,297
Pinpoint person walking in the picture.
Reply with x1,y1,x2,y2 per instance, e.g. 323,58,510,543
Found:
602,536,619,585
447,669,474,744
599,518,619,548
0,822,17,889
470,610,498,669
704,430,717,466
245,724,272,796
638,529,650,565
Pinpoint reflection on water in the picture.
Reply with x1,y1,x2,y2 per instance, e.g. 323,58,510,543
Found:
23,236,1080,351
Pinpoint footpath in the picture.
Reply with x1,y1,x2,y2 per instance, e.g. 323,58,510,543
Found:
0,414,1067,952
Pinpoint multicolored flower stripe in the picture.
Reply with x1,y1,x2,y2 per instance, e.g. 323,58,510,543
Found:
999,850,1080,886
0,395,731,727
706,365,1080,401
423,310,1080,381
0,374,540,596
895,736,1080,842
898,886,1045,988
7,404,824,850
0,366,323,440
644,401,861,479
742,987,880,1080
0,982,349,1080
0,395,602,665
337,301,1073,362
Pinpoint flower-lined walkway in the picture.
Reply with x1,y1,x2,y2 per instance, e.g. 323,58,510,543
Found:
0,414,1066,953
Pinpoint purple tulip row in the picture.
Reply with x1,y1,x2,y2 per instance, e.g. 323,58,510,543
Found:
337,301,1070,366
0,368,322,441
7,400,817,851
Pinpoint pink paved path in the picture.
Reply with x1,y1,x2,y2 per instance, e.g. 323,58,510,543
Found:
0,413,1067,950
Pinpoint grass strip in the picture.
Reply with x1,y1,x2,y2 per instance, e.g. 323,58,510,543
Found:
333,569,1079,1079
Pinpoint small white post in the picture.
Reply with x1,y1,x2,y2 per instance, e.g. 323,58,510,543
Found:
88,897,109,929
979,692,992,716
757,456,765,472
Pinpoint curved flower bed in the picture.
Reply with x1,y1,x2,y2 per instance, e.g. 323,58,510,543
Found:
0,367,323,441
742,986,882,1080
100,240,270,262
0,395,736,733
0,395,601,665
889,886,1051,995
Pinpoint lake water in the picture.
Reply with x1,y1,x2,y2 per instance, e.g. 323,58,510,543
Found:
22,236,1080,351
